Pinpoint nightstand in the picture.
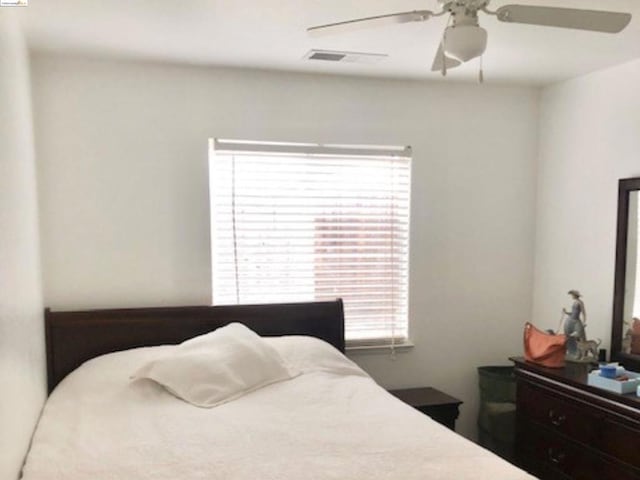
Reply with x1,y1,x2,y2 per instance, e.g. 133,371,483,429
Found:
389,387,463,430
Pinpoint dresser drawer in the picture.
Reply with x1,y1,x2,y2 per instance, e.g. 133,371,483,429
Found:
518,420,640,480
601,417,640,469
517,381,599,444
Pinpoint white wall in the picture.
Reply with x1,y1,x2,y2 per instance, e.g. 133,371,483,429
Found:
0,14,46,480
533,58,640,351
32,54,539,439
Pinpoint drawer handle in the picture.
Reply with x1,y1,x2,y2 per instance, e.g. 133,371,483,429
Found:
548,409,566,427
547,448,566,465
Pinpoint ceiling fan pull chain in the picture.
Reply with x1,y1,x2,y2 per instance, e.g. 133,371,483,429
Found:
479,55,484,84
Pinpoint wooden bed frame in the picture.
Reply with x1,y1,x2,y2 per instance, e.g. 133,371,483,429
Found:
45,299,344,394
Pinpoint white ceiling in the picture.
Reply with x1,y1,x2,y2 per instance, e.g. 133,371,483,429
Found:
18,0,640,86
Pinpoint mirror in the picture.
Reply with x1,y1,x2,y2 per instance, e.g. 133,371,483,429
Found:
612,178,640,371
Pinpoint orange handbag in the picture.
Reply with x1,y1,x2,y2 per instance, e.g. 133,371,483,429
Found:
523,322,567,368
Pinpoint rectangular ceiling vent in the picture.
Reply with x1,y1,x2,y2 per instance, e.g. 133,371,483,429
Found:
303,49,387,65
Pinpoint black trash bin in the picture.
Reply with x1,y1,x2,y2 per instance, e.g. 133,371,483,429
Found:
477,366,516,463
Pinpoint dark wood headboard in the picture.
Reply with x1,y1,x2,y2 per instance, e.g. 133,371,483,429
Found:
45,299,344,394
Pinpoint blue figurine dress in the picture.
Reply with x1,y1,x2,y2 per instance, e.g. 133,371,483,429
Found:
563,301,586,359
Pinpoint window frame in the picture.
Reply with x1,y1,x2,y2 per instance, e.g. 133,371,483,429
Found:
208,138,412,348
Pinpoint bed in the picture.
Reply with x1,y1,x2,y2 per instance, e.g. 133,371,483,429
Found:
23,300,534,480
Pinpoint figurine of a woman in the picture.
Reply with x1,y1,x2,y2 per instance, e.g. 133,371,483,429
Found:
562,290,587,360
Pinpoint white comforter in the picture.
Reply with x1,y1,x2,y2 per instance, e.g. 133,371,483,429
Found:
22,338,534,480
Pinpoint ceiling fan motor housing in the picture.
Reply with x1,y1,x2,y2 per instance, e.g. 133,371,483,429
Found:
441,1,488,63
439,0,490,12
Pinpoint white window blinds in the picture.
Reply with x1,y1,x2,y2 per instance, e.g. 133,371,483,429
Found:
209,139,411,346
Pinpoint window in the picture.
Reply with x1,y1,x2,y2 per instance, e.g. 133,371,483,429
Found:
209,139,411,346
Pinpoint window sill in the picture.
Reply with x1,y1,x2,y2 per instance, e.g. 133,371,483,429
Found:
346,340,415,356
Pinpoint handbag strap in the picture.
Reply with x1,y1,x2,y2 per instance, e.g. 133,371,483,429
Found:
557,311,566,335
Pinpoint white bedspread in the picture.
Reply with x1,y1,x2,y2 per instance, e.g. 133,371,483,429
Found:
22,339,534,480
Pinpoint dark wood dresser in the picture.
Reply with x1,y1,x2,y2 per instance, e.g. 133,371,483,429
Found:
512,358,640,480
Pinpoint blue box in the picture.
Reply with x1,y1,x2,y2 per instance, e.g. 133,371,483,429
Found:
588,369,640,394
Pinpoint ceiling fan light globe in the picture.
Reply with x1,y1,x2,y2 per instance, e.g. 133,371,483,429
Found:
444,25,488,63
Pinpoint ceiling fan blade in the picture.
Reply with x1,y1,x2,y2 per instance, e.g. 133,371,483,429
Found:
431,41,462,73
496,5,632,33
308,10,432,36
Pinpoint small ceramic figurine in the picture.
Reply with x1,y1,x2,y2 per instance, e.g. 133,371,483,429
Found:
562,290,589,361
574,338,601,361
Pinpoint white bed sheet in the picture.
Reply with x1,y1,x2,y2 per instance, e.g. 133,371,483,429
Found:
22,339,534,480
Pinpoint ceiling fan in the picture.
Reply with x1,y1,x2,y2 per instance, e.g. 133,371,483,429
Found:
307,1,632,78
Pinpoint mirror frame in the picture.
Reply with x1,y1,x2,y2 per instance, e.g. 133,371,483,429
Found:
612,177,640,371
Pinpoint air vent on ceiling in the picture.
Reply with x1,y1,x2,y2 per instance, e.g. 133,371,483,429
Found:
303,49,387,65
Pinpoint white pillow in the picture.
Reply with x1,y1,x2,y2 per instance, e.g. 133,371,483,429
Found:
265,336,369,378
131,323,298,408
